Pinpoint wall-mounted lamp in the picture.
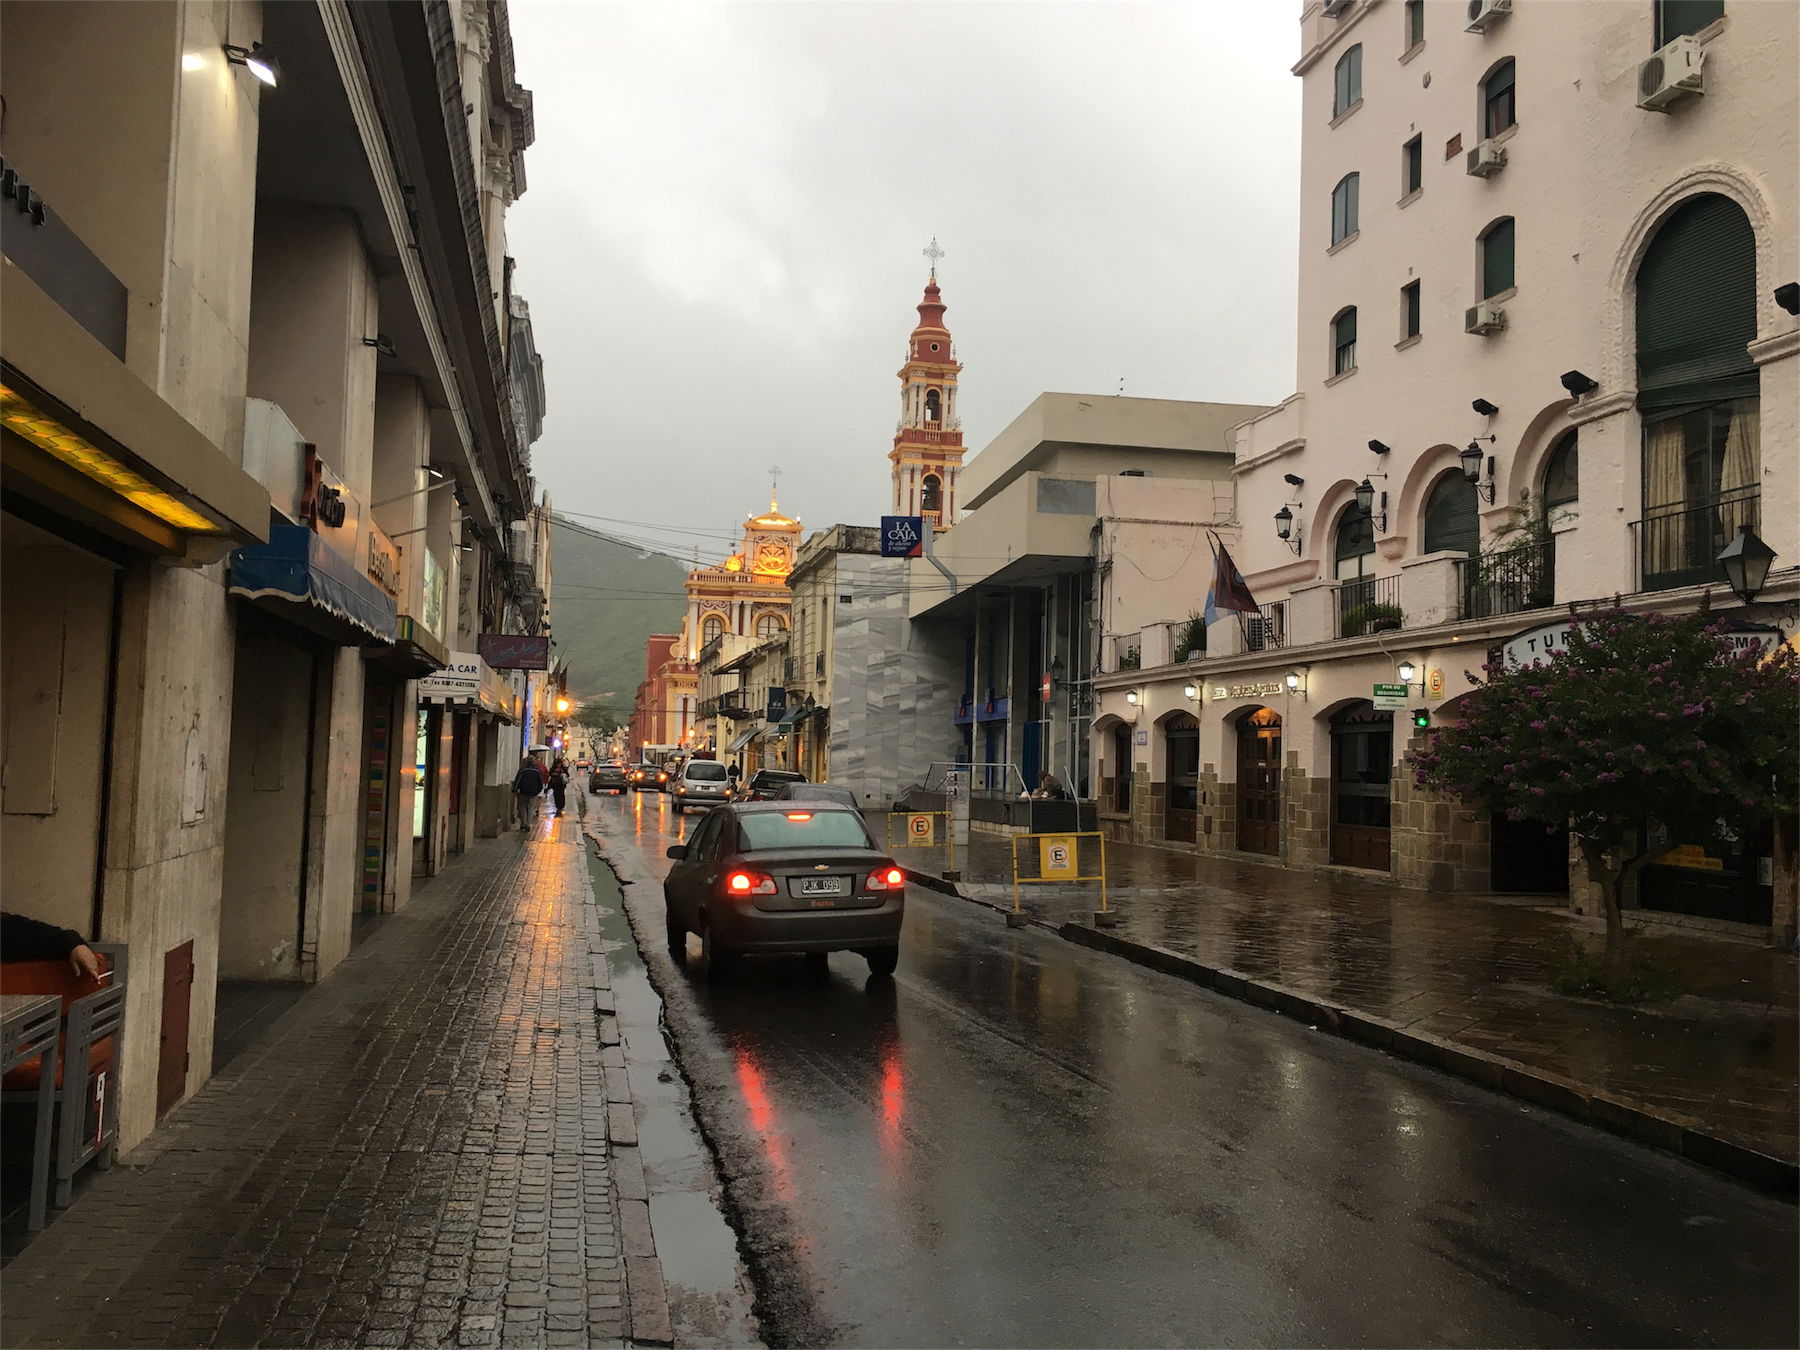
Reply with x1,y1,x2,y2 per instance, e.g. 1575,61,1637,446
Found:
1396,661,1426,693
1367,440,1391,455
1717,525,1776,605
1559,370,1599,398
223,42,279,87
1284,669,1307,701
1471,398,1500,417
1125,690,1141,706
425,463,447,482
1459,441,1497,503
1775,282,1800,316
1353,477,1389,531
1183,682,1199,700
1274,504,1302,555
361,334,396,357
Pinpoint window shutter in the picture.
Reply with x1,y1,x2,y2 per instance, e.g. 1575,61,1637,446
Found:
1636,194,1758,410
1657,0,1724,46
1422,474,1480,556
1482,219,1515,298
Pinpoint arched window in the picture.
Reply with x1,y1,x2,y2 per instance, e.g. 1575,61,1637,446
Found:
1542,430,1578,508
1481,58,1516,136
920,474,943,515
1422,472,1480,555
1333,503,1375,581
1480,217,1515,298
1331,173,1359,245
755,613,783,639
924,389,941,422
702,615,725,644
1331,307,1358,375
1635,193,1760,589
1333,45,1362,118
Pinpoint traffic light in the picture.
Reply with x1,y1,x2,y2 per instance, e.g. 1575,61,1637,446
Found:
1411,708,1431,730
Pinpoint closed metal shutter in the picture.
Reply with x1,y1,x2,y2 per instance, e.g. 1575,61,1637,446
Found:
1636,193,1758,411
1423,473,1480,556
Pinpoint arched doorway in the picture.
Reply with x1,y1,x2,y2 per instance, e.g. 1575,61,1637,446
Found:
1111,723,1134,814
1330,702,1392,871
1236,708,1282,855
1163,713,1199,843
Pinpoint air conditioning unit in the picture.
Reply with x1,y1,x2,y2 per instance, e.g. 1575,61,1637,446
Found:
1464,301,1507,335
1638,35,1706,111
1322,0,1353,15
1465,0,1511,33
1465,138,1508,177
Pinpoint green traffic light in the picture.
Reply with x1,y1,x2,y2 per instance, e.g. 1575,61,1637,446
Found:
1411,708,1431,729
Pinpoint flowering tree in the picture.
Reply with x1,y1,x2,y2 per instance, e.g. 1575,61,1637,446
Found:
1409,610,1798,979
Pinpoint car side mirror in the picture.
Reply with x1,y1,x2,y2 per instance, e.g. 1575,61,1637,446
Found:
665,845,687,861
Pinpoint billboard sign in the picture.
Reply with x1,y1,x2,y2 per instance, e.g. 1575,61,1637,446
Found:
881,515,924,558
479,633,551,670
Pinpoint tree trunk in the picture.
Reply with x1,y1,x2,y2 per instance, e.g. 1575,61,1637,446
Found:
1577,836,1628,982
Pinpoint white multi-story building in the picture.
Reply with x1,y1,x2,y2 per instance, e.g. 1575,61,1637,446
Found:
1094,0,1797,938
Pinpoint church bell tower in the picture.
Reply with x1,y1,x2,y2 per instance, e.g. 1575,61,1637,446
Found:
889,239,965,530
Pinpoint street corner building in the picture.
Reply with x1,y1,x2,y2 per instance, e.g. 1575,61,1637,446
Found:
1,0,552,1156
1090,0,1799,940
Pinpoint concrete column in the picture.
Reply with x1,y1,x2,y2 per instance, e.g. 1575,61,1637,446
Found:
1287,581,1335,647
1399,553,1463,629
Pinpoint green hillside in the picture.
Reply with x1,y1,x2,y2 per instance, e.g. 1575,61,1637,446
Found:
549,516,687,713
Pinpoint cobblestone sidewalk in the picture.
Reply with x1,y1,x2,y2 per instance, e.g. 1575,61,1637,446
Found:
952,834,1798,1165
1,810,630,1350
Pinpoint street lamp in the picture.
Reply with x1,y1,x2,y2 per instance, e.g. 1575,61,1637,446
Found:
556,696,571,715
1183,682,1199,700
1716,526,1776,605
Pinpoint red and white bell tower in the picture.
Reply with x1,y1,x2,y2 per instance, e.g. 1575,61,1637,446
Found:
889,239,965,529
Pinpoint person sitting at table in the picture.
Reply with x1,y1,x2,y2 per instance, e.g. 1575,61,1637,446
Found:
1,911,102,979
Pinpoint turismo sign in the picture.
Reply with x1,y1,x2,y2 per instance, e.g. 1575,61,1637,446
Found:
881,515,924,557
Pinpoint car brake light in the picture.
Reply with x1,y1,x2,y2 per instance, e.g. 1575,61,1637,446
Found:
867,867,906,891
725,871,777,897
785,812,812,821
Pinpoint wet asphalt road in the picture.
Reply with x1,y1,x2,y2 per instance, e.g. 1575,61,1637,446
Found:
592,790,1798,1349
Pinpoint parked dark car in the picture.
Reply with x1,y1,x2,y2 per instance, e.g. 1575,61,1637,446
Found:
590,763,628,794
772,781,861,814
742,769,807,801
630,763,668,792
662,802,903,981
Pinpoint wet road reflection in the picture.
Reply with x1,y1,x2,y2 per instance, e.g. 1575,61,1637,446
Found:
593,793,1797,1350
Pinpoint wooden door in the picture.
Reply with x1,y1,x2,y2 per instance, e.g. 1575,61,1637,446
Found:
1164,718,1199,843
1330,706,1393,871
157,941,195,1117
1236,710,1283,855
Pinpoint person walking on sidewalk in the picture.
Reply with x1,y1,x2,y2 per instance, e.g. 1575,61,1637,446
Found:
547,757,570,815
512,755,545,829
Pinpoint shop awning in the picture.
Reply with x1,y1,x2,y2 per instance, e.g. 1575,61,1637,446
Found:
229,524,397,644
417,651,521,723
726,725,762,753
366,614,450,677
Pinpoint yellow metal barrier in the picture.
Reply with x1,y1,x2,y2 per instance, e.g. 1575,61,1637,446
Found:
886,811,956,875
1009,831,1108,918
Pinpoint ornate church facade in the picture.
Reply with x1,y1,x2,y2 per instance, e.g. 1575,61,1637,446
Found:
681,492,802,660
888,262,967,529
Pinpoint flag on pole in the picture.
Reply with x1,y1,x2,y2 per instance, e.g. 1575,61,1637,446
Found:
1203,535,1261,626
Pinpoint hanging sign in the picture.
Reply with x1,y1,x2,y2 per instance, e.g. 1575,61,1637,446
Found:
765,686,788,722
1425,667,1446,700
1372,683,1409,711
1041,673,1053,702
881,516,924,558
1039,835,1078,879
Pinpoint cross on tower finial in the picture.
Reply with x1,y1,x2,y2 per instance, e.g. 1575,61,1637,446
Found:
769,464,783,511
922,235,945,279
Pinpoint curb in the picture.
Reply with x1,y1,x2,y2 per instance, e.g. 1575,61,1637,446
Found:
1057,922,1798,1197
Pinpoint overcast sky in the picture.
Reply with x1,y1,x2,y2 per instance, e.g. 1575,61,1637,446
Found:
506,1,1300,565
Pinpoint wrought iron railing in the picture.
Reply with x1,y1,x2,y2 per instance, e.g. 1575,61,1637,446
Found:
1459,539,1555,619
1632,488,1759,593
1247,603,1286,652
1333,574,1402,638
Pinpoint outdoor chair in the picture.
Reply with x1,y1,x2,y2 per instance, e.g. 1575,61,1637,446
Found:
1,943,127,1207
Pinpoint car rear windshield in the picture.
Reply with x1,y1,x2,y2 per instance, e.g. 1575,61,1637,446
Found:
737,811,872,851
686,762,727,781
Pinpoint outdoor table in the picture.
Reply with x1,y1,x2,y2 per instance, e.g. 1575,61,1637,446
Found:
1,992,61,1230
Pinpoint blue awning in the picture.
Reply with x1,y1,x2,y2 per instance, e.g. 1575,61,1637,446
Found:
229,523,397,644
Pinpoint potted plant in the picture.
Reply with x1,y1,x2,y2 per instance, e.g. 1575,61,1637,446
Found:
1173,612,1207,662
1117,645,1141,671
1342,602,1405,636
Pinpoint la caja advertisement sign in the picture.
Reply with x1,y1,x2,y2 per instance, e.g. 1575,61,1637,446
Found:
479,633,551,670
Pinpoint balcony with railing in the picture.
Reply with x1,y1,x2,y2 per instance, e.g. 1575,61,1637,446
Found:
1333,574,1402,638
1458,538,1555,620
1632,488,1759,593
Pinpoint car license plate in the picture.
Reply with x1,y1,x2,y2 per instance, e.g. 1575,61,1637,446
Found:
798,876,844,896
